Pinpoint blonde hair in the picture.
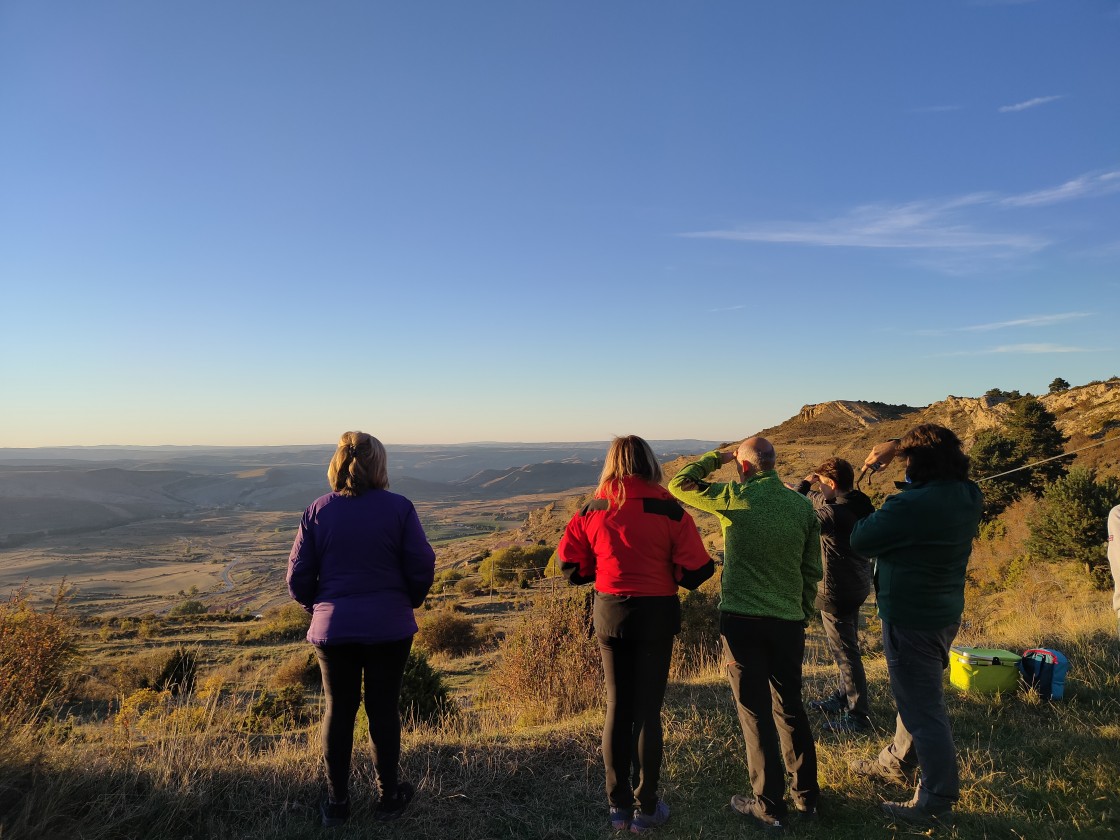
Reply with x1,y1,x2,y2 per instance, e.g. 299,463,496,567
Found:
328,431,389,497
596,435,662,509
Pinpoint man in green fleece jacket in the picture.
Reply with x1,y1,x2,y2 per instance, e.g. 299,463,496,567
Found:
848,424,982,827
670,437,822,830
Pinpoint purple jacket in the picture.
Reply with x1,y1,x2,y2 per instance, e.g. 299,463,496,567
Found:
287,489,435,645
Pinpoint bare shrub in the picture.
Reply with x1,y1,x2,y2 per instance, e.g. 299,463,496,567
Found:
416,609,479,658
272,650,320,689
482,588,600,725
0,585,80,715
455,576,482,596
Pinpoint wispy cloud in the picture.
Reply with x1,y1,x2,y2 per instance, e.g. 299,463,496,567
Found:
681,196,1046,253
934,343,1097,357
1001,170,1120,207
910,105,962,114
680,168,1116,257
998,95,1064,113
916,312,1092,336
708,304,745,313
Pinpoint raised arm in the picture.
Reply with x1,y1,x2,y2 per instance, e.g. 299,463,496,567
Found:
668,450,735,514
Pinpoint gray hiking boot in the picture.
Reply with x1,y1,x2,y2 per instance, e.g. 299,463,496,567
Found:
850,758,917,787
881,799,952,827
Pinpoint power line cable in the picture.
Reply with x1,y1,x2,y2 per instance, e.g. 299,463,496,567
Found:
975,434,1119,484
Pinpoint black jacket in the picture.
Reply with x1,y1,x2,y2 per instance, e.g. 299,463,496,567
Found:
797,482,876,614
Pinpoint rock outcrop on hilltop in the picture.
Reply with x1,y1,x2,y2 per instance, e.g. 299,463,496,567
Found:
794,400,915,430
1041,379,1120,439
661,381,1120,491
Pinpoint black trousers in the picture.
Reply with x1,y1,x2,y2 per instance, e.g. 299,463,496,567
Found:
720,612,819,819
821,606,870,717
314,637,413,802
597,634,674,814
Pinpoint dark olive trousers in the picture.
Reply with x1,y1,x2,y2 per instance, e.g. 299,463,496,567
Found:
721,612,819,820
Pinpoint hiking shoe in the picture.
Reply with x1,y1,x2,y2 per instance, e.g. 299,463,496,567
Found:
808,693,846,714
794,801,818,822
610,806,632,831
850,759,916,787
374,781,414,822
730,795,786,831
881,799,952,827
319,796,350,828
630,800,669,833
824,713,873,734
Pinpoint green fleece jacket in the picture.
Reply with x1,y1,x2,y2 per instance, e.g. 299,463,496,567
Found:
669,452,821,621
850,479,982,630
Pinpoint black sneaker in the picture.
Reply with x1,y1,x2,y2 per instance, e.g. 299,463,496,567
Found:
824,713,873,734
320,796,350,828
375,781,415,822
808,693,846,714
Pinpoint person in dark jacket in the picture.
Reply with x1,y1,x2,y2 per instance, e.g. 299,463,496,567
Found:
288,431,435,827
848,424,982,827
796,457,875,733
559,435,714,834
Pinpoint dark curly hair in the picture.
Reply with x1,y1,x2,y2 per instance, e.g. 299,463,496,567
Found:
898,424,970,483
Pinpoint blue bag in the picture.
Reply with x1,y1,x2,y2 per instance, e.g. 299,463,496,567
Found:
1018,648,1068,700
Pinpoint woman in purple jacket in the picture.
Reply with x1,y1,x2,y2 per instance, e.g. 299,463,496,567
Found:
287,431,435,827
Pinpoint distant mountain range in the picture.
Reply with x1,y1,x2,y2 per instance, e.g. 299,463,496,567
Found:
0,440,720,545
3,380,1118,549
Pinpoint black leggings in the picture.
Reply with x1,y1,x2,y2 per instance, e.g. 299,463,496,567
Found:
314,637,413,802
597,634,674,814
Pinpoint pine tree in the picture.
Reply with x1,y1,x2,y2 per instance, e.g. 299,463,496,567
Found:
969,429,1026,521
1004,396,1068,494
1026,467,1120,587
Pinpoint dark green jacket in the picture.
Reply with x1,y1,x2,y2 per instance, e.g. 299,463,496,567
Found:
850,479,982,630
669,452,821,622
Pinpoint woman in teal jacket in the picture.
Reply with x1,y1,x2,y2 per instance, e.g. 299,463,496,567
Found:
848,424,982,828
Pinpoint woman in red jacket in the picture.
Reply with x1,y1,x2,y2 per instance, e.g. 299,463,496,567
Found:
559,435,713,834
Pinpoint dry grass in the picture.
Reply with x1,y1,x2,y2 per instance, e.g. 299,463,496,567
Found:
4,520,1120,839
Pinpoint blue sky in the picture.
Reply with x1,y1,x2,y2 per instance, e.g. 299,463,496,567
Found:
1,1,1117,446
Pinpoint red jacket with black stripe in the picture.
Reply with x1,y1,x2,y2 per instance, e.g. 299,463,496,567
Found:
558,476,713,596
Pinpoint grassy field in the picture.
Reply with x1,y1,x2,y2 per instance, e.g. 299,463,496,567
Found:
3,484,1119,839
2,580,1117,840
